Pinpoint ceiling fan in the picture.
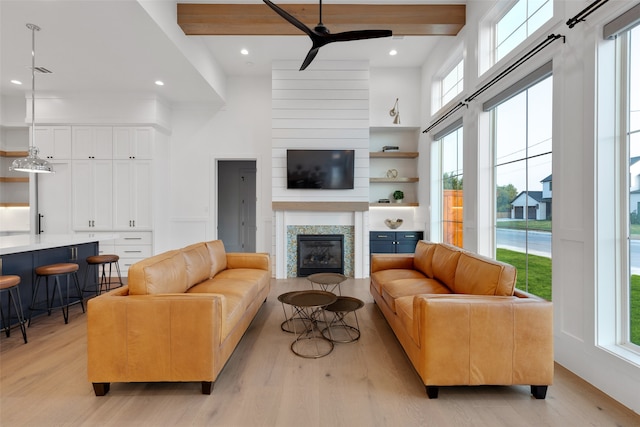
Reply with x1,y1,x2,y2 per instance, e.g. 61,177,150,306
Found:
263,0,392,70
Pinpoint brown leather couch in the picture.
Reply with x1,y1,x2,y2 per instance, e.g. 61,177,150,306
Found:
370,241,553,399
87,240,270,396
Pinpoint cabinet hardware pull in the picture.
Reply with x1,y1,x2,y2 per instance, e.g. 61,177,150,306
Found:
124,250,142,253
124,237,142,240
405,235,415,238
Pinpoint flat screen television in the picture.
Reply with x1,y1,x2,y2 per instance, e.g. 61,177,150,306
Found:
286,149,355,189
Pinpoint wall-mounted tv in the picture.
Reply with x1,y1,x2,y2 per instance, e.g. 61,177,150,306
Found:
287,149,355,189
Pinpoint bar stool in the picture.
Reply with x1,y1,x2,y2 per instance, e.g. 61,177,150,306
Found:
83,254,123,296
29,263,84,325
0,275,27,343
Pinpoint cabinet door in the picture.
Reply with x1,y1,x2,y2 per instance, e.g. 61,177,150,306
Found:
72,127,112,159
72,160,93,229
34,126,71,159
37,160,71,234
396,231,423,253
370,232,396,254
72,160,112,230
113,127,153,160
113,160,152,229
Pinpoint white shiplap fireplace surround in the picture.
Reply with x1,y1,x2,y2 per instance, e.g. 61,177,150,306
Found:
271,61,371,279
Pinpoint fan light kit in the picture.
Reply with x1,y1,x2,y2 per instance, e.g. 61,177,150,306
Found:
263,0,392,70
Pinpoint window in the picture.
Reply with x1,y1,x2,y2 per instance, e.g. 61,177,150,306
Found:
496,0,553,62
490,74,553,300
441,60,464,108
441,127,464,247
623,26,640,346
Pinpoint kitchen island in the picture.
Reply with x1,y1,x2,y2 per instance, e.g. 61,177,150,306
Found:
0,234,115,328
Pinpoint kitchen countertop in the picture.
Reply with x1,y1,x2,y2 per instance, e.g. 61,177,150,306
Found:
0,233,118,256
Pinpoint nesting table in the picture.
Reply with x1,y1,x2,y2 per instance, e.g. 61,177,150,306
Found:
279,275,364,358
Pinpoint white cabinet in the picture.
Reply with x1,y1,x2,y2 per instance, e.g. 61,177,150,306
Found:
72,126,113,159
113,127,153,159
37,160,72,234
35,126,72,159
72,159,113,230
113,231,153,275
113,160,152,230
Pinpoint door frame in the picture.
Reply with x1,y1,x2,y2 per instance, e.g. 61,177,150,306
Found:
210,155,261,251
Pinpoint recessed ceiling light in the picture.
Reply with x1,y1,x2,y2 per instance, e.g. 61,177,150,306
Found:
155,80,164,86
10,80,22,85
241,49,249,55
389,49,398,56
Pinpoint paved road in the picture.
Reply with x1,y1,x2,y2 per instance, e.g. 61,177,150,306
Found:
496,228,640,274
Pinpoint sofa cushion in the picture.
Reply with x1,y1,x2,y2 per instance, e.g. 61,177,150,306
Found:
381,278,451,312
431,244,463,290
371,269,426,295
128,250,188,295
214,268,270,295
413,241,437,278
188,277,260,308
206,240,228,277
182,242,212,287
453,252,517,296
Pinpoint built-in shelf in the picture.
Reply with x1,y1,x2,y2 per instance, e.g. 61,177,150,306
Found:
0,150,28,157
0,202,29,207
370,202,419,207
370,177,419,183
369,152,419,159
0,177,29,183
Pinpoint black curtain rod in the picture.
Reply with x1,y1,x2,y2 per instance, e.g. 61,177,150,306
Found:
423,102,466,134
423,34,564,134
566,0,610,28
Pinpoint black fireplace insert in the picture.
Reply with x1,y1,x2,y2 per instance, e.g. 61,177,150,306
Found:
296,234,344,276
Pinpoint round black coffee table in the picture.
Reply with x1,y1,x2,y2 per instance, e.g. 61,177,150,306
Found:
321,296,365,343
306,273,347,295
286,290,337,358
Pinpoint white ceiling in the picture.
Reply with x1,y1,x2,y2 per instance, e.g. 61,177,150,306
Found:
1,0,454,105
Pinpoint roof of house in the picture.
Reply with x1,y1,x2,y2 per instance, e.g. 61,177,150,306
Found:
541,174,552,182
510,191,544,204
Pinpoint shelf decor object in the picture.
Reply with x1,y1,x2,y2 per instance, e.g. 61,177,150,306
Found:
393,190,404,203
389,98,400,125
384,218,403,229
10,23,53,174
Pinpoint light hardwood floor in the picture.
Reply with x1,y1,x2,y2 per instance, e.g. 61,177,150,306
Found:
1,277,639,427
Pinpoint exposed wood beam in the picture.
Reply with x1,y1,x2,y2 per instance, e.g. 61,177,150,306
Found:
177,3,465,36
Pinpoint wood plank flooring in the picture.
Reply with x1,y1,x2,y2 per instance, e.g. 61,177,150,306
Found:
1,278,639,426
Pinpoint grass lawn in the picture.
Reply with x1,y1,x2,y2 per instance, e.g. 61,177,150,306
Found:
497,248,640,346
496,220,552,232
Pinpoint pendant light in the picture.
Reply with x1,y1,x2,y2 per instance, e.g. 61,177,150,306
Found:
10,23,53,174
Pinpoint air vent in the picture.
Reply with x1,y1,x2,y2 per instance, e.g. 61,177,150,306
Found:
27,66,52,74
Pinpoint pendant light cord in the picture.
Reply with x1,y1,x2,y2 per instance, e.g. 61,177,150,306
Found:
27,23,40,154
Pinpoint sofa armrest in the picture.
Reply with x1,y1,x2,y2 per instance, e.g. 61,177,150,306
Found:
413,294,553,386
370,254,415,273
225,252,270,271
87,291,224,383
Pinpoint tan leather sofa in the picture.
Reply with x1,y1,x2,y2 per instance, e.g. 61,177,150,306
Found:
87,240,270,396
370,241,553,399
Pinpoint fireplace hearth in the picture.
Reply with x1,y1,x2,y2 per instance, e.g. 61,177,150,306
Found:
297,234,344,276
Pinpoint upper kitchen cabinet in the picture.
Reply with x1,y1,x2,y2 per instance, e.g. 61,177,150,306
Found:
113,127,153,160
72,126,113,159
34,126,71,159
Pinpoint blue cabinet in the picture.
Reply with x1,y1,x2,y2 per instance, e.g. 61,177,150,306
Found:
370,231,423,254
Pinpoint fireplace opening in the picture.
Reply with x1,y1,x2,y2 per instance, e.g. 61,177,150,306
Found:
297,234,344,276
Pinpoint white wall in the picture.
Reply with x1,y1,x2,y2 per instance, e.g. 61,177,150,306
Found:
421,0,640,414
166,75,272,253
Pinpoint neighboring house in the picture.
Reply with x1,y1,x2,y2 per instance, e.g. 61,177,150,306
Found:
509,174,553,220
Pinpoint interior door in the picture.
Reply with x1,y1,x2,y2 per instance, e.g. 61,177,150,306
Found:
217,160,256,252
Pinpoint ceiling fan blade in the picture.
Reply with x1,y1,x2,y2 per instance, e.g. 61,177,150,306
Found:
263,0,313,37
327,29,393,43
300,47,321,71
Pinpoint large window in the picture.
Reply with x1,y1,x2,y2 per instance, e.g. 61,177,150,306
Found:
441,127,464,247
496,0,553,62
491,74,553,300
441,60,464,108
624,26,639,346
